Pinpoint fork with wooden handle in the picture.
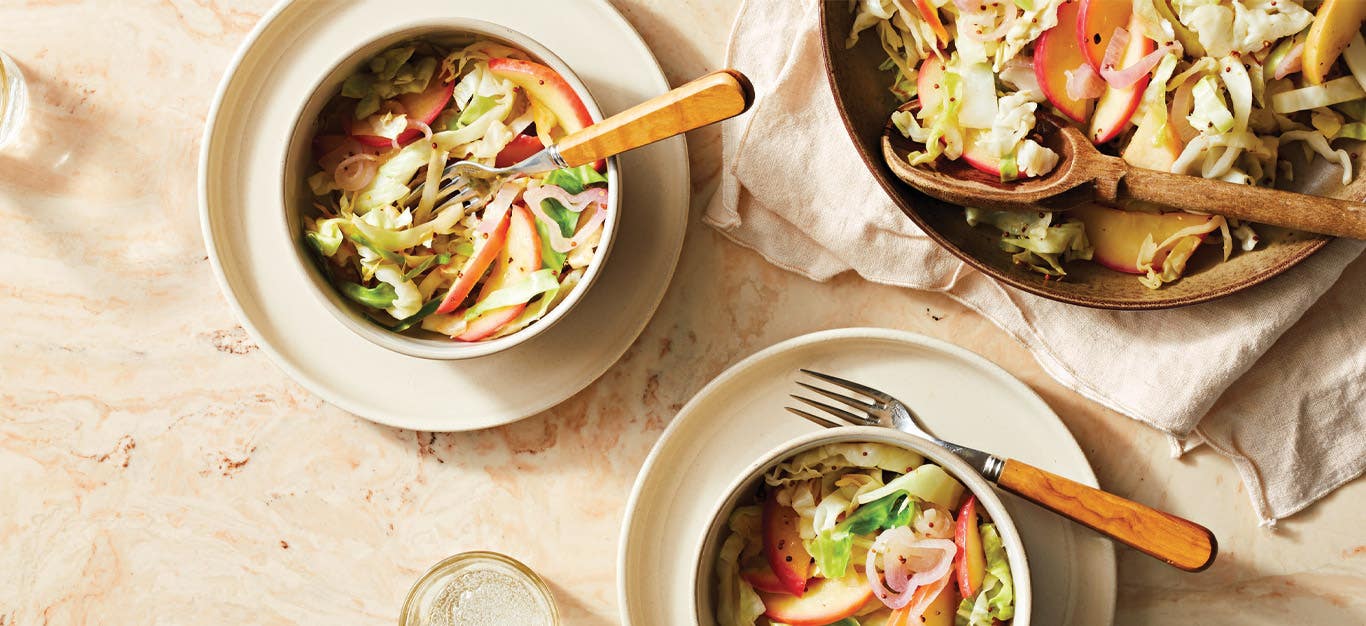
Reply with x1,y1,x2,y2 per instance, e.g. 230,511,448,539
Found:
404,69,754,211
788,369,1218,572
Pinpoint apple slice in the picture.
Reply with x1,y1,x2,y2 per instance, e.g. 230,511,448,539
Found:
885,578,957,626
920,582,959,626
495,134,546,167
455,204,542,341
913,0,950,48
348,77,455,148
1071,204,1213,274
435,208,511,314
917,55,948,111
1089,13,1155,144
1303,0,1366,84
1122,111,1183,171
741,564,789,595
1077,0,1132,72
488,58,594,135
917,57,1003,176
953,496,987,599
763,491,813,596
760,574,873,626
1036,1,1095,124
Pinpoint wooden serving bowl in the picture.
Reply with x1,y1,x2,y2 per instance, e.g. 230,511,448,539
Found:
819,3,1353,310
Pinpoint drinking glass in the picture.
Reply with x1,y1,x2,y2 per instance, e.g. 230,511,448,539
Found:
0,49,28,149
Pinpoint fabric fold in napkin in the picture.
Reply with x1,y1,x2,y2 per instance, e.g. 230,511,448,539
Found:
705,0,1366,524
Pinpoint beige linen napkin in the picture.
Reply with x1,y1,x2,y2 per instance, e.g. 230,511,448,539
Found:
706,0,1366,524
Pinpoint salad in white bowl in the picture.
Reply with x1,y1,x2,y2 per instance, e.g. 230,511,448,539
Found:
714,442,1016,626
854,0,1366,288
302,38,609,342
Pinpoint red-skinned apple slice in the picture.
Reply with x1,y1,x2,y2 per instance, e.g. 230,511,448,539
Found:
488,58,594,135
741,564,789,595
495,134,546,167
455,204,542,341
435,208,511,315
349,77,455,148
763,491,812,597
958,134,1004,176
1036,1,1095,124
917,57,1002,176
917,55,948,112
1078,0,1133,72
953,496,987,599
1122,111,1184,171
912,0,951,47
1072,204,1212,274
760,574,873,626
1088,13,1154,144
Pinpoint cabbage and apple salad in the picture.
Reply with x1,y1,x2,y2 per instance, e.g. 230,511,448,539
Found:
852,0,1366,288
302,39,608,341
715,443,1013,626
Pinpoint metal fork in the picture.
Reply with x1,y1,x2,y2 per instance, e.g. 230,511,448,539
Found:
400,69,753,212
788,369,1218,573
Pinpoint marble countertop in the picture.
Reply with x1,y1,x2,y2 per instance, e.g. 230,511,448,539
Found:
1,1,1363,624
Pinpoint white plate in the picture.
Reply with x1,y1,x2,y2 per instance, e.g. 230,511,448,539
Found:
198,0,686,431
619,328,1116,625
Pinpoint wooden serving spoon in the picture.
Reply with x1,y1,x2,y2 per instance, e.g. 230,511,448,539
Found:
882,102,1366,239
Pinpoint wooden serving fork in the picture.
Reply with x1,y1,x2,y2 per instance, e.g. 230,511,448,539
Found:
402,70,753,212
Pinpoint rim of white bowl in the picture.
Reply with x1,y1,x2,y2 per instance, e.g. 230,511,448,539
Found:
278,17,621,360
690,425,1033,625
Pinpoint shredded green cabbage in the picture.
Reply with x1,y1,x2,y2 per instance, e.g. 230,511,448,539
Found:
460,269,559,321
856,463,964,510
766,442,923,486
810,491,916,579
965,208,1093,276
716,506,766,626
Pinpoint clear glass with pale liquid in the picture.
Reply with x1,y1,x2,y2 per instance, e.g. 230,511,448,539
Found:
401,552,558,626
0,50,27,150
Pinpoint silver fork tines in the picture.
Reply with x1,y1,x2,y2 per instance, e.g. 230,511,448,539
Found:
784,406,842,429
800,368,894,405
787,369,1005,482
789,392,876,426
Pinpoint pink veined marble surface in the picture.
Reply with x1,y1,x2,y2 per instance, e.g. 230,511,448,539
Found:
0,1,1363,625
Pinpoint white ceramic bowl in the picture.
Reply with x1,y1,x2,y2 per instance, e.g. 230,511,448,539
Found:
692,426,1033,625
281,18,620,360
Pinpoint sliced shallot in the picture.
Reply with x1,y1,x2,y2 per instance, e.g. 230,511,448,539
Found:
409,118,434,141
1275,43,1305,80
866,527,957,610
529,203,606,254
334,153,378,191
522,183,608,215
1099,27,1171,89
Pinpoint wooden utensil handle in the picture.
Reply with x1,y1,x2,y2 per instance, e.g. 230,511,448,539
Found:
1120,166,1366,239
997,459,1217,572
556,70,754,168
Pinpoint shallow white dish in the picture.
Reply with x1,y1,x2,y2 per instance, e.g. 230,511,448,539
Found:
619,328,1116,625
199,0,686,430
